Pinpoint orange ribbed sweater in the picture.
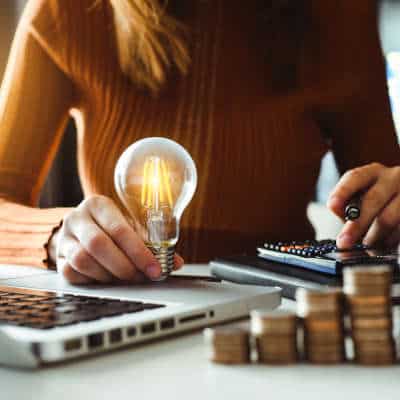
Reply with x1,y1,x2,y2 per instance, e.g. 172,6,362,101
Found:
0,0,398,268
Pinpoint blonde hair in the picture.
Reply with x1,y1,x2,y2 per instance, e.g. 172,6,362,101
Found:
109,0,190,92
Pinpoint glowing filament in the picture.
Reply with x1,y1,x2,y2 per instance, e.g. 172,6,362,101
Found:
141,156,173,210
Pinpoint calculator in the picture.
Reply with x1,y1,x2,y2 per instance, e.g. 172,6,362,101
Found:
257,239,399,275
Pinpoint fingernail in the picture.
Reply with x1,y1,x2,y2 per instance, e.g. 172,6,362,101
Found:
337,233,353,249
146,263,161,279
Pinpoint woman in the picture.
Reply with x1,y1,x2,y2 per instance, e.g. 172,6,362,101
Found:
0,0,398,284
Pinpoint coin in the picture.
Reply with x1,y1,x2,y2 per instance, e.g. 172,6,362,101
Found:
343,285,391,297
210,353,250,364
343,265,392,280
258,353,298,364
251,309,298,364
343,265,395,366
204,326,249,345
343,266,392,296
250,309,297,336
296,288,343,318
350,307,391,319
303,316,343,332
352,317,392,331
307,351,344,364
303,332,344,346
346,295,391,307
352,328,393,342
354,347,395,365
256,338,297,354
204,326,250,364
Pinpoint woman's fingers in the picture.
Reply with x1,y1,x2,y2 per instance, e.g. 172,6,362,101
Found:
363,193,400,246
58,258,95,285
58,194,182,284
328,164,400,248
59,237,115,283
65,211,140,282
85,196,162,280
327,163,382,219
173,253,184,270
336,181,397,248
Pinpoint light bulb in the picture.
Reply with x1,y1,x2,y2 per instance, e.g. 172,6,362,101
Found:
114,137,197,280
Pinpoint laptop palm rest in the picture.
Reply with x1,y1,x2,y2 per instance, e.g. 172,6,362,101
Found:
0,268,281,307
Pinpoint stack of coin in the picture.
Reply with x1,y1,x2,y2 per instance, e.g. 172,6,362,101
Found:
296,288,345,364
203,326,250,364
250,309,298,364
343,265,395,365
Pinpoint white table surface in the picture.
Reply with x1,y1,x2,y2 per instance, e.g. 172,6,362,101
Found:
0,264,399,400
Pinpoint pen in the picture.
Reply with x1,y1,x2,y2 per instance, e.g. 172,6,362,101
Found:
345,195,362,221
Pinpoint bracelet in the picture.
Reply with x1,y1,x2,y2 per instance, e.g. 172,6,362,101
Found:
42,220,63,270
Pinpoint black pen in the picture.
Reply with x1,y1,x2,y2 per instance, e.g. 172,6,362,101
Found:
345,194,362,221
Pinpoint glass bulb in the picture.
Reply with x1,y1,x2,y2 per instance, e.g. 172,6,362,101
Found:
114,137,197,280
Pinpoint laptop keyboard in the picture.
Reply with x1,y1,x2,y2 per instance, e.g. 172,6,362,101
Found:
0,287,165,329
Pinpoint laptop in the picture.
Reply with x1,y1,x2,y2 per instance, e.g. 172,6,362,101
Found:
0,264,281,369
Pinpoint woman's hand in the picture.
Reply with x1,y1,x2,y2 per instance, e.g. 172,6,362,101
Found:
51,195,184,284
328,163,400,249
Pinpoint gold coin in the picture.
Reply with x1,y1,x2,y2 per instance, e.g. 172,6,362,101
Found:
304,329,344,342
351,317,392,330
352,329,393,342
258,353,298,364
207,343,250,353
303,316,344,332
296,288,343,317
343,285,391,297
349,304,391,318
250,309,297,335
306,351,344,364
305,343,344,354
209,347,250,360
343,273,392,286
296,288,343,303
354,340,395,353
354,354,395,366
297,305,343,319
256,342,297,355
354,347,396,365
204,326,249,346
343,265,392,280
346,295,391,307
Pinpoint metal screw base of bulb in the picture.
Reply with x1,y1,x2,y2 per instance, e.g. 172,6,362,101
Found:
148,245,175,281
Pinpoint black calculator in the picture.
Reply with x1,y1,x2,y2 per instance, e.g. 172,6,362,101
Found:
257,239,399,275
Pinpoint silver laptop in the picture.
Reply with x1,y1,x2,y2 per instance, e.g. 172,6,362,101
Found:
0,264,281,368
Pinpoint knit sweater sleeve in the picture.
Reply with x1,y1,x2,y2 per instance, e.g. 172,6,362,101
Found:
0,0,76,268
